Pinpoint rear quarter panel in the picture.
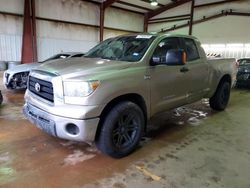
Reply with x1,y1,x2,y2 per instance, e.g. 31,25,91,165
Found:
206,58,237,98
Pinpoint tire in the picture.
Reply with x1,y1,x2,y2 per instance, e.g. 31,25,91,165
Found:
209,81,230,111
95,101,145,158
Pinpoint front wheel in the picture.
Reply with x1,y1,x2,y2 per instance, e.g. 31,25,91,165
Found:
209,81,230,111
95,101,145,158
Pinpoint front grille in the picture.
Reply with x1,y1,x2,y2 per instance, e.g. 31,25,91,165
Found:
28,76,54,103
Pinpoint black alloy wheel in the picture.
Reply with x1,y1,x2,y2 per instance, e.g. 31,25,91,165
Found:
96,101,145,158
209,81,230,111
112,111,140,149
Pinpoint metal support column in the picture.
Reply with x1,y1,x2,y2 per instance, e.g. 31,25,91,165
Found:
100,3,104,42
21,0,37,64
189,0,195,35
144,13,148,32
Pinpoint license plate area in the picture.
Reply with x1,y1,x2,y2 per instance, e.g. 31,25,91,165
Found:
25,104,56,136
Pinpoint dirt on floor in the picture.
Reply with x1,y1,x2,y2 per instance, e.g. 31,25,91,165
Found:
0,71,250,188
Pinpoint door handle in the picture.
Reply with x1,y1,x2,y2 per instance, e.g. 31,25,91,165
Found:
144,75,151,80
180,67,189,73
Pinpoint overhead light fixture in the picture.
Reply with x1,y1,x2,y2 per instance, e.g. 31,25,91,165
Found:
150,0,158,6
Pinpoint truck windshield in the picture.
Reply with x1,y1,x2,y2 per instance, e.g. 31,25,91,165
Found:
84,35,156,62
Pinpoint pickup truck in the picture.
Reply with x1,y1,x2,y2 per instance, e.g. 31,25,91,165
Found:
23,33,236,158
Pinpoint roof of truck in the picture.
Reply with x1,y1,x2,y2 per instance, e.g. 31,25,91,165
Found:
117,32,200,41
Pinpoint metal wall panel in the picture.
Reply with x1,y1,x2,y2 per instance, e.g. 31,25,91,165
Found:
36,19,99,61
105,7,144,32
36,0,100,25
0,0,24,14
0,34,22,61
203,44,250,59
0,12,22,61
37,37,97,61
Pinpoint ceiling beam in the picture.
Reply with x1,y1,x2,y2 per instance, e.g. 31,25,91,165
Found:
116,1,153,11
149,17,190,24
148,0,192,18
194,0,239,8
161,11,227,32
81,0,145,15
149,13,191,22
103,0,119,9
228,11,250,17
110,6,145,14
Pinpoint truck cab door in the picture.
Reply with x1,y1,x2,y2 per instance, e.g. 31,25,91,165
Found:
181,38,209,103
148,37,189,116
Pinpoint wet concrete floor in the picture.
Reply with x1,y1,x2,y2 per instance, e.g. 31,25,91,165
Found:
0,72,250,188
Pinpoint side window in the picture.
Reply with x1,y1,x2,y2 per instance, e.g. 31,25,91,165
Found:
152,37,180,64
183,38,199,61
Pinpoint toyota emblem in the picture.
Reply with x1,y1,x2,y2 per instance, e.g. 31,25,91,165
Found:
35,83,41,92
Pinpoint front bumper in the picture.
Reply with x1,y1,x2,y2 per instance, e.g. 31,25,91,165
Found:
3,72,10,88
3,72,28,90
23,103,100,142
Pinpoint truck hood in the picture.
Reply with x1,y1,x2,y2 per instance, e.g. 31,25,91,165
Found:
36,57,132,79
6,63,40,75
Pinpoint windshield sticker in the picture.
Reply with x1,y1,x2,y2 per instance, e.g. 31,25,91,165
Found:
136,35,153,39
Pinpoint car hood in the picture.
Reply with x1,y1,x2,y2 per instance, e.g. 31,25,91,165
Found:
6,63,40,75
36,57,132,80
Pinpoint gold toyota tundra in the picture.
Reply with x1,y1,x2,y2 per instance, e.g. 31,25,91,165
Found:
23,33,237,158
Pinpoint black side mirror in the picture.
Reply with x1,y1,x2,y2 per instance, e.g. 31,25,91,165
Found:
165,49,186,66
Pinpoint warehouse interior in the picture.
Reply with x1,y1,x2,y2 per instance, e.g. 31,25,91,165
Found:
0,0,250,187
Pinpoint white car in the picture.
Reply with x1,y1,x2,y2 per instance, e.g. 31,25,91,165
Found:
3,52,84,90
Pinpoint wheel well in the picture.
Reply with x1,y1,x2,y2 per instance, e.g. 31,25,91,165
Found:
219,74,231,86
95,94,147,140
213,74,231,96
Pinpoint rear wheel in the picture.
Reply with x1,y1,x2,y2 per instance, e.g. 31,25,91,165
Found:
95,101,145,158
209,81,230,111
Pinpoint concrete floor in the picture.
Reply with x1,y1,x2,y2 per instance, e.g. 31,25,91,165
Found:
1,71,250,188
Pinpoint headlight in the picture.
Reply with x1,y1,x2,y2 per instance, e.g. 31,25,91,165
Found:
63,81,100,97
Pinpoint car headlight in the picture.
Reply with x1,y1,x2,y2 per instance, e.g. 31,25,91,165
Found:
63,81,100,97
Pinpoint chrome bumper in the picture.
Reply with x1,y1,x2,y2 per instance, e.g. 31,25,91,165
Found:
23,103,99,142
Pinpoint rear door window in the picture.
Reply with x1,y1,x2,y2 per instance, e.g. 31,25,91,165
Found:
183,38,200,61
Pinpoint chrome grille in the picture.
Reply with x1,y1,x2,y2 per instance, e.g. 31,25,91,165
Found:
28,76,54,103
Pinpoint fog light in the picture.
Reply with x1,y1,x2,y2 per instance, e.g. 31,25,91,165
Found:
65,123,80,135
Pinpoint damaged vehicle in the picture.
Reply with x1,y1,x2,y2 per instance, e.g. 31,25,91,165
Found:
3,52,84,90
235,58,250,87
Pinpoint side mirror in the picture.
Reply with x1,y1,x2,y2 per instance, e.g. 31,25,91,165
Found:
165,49,186,66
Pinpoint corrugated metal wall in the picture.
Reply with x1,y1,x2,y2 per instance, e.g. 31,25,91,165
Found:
0,0,23,62
0,0,144,62
0,34,22,61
